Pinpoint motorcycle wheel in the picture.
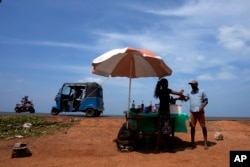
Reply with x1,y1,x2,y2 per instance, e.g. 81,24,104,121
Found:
15,107,20,113
30,108,35,113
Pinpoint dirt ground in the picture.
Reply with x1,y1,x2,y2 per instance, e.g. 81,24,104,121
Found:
0,116,250,167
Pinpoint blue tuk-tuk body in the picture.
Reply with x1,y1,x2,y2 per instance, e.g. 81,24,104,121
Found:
51,82,104,117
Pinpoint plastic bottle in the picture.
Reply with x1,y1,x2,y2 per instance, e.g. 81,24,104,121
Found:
141,100,144,112
149,101,152,112
132,100,135,109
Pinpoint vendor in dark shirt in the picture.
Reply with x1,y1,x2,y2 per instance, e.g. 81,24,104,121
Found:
154,78,184,153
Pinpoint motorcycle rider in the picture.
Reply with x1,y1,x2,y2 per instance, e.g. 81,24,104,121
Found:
21,96,29,104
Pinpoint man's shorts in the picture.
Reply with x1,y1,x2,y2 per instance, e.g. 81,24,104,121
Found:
189,111,206,127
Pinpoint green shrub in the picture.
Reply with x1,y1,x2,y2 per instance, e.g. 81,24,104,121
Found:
0,115,77,139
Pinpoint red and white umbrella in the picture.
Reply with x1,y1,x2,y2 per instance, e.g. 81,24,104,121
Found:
92,47,172,110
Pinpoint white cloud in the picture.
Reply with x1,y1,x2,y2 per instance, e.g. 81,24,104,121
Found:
195,70,237,81
141,0,250,25
216,71,237,80
243,69,250,81
221,65,238,80
27,63,92,75
94,31,173,54
78,77,103,83
197,74,214,81
218,25,250,50
0,38,93,50
32,41,91,50
201,66,238,81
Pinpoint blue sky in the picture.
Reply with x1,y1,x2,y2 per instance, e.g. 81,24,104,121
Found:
1,0,250,117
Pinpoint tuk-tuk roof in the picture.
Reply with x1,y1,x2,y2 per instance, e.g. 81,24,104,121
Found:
63,82,102,89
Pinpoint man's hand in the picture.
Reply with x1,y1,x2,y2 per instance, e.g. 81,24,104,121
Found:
178,95,186,101
199,100,208,112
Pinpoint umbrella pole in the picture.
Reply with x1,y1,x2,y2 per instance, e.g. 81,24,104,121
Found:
126,59,133,129
128,57,133,113
128,78,131,112
126,78,131,129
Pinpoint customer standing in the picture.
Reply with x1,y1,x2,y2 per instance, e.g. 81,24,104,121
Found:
185,80,208,149
154,78,184,153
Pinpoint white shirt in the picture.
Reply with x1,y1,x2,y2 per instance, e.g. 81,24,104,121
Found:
187,89,207,112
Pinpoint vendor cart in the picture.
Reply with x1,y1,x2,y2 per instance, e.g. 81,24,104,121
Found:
116,104,189,152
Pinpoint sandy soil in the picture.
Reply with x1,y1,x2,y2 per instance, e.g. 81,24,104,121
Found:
0,116,250,167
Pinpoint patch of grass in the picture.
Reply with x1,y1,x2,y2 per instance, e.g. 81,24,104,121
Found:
0,115,79,139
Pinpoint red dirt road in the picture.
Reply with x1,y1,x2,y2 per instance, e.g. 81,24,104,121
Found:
0,116,250,167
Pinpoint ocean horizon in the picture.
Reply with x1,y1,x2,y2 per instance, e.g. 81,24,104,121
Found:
1,111,250,121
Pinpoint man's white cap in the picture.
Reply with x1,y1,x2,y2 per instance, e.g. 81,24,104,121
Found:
189,80,198,85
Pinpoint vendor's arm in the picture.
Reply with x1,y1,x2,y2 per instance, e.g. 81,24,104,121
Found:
170,89,184,96
171,89,186,101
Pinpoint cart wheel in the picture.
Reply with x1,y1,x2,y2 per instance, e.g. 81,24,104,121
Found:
86,109,95,117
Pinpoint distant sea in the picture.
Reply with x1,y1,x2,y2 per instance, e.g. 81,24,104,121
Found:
108,115,250,121
205,116,250,121
1,112,249,121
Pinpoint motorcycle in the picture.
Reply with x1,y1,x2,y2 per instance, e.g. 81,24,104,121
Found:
15,96,35,113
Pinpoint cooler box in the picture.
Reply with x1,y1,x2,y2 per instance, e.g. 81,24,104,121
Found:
128,109,188,133
128,111,158,132
155,104,182,114
170,104,182,114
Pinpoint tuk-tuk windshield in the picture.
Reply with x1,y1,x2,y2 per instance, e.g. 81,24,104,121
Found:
61,86,71,95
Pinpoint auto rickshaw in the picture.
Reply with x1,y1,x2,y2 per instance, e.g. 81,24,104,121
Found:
51,82,104,117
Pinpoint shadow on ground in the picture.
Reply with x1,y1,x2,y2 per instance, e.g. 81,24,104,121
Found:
134,136,217,154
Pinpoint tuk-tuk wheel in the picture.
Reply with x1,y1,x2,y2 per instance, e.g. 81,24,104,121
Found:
51,108,60,115
86,109,95,117
94,111,101,117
